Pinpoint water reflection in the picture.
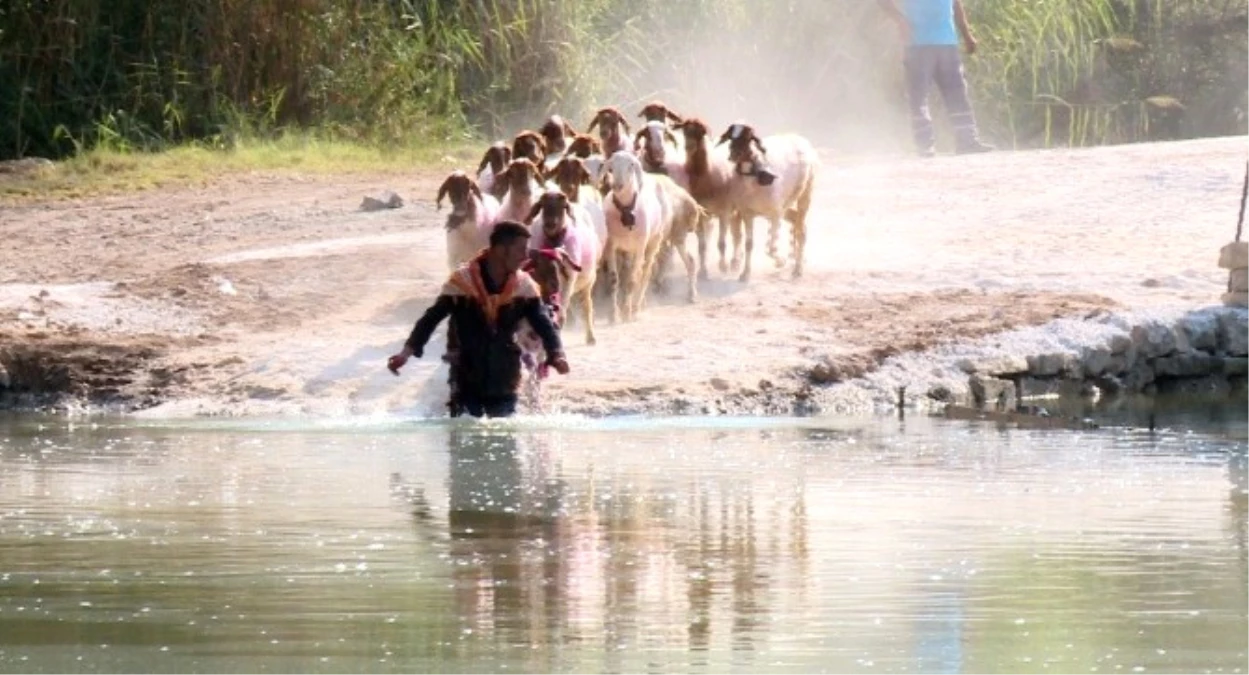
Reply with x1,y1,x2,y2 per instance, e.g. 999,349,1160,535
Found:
0,413,1245,673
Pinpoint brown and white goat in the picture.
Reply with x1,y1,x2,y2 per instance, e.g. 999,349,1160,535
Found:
437,171,500,271
674,117,744,278
476,142,512,201
638,100,685,126
515,247,575,404
547,156,608,250
633,120,685,180
537,115,578,166
495,158,549,224
586,107,632,157
565,133,602,159
717,122,818,281
511,130,547,167
524,190,603,345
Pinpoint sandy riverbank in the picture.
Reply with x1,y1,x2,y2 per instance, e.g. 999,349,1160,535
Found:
1,136,1245,418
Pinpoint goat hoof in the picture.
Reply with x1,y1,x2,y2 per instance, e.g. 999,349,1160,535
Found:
586,334,597,346
738,271,751,283
718,260,729,274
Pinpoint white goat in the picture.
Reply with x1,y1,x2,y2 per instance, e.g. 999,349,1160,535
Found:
524,190,604,345
601,151,674,322
436,171,499,271
717,122,818,281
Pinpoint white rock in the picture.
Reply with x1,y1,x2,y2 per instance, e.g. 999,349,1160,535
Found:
1027,352,1076,377
1178,312,1220,352
1081,347,1114,377
1217,310,1248,355
1131,321,1177,359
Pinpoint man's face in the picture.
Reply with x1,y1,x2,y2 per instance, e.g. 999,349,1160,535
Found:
499,238,530,274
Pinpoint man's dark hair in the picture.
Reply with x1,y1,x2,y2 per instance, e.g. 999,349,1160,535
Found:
490,220,532,248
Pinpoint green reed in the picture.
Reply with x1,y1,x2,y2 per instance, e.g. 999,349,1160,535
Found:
0,0,1243,161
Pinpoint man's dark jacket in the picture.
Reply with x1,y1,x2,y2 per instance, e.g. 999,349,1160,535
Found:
405,256,562,400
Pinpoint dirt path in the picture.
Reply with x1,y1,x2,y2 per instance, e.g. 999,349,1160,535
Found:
1,137,1243,417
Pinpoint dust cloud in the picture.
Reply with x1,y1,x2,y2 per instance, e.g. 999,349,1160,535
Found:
578,2,918,157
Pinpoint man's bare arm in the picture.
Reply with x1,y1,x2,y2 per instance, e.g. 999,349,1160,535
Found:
954,0,978,54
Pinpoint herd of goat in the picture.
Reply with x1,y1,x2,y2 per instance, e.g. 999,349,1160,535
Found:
434,101,820,359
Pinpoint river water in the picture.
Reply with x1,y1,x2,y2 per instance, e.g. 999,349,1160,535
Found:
0,401,1245,673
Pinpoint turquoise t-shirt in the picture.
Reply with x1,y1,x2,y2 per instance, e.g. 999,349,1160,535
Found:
903,0,959,46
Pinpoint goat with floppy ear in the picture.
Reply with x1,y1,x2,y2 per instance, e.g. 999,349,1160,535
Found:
547,156,594,200
718,123,820,282
523,190,576,235
638,101,684,125
477,142,511,176
524,187,605,345
716,123,768,157
494,157,549,224
437,170,500,271
503,157,546,191
436,171,483,211
566,134,602,159
511,130,547,164
476,142,513,201
586,107,631,137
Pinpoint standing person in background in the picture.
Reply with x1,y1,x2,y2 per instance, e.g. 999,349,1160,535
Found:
878,0,995,157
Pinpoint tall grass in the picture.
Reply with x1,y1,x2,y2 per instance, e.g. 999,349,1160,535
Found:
0,0,1244,162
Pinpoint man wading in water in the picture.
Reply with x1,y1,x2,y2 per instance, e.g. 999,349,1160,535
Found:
387,221,570,418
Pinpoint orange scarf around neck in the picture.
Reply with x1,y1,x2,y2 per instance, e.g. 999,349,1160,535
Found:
447,250,519,328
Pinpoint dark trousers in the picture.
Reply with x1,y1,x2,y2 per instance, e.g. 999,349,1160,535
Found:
444,323,519,418
453,394,518,419
904,45,983,152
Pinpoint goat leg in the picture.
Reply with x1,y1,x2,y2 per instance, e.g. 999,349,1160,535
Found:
581,280,597,345
739,215,755,283
792,220,806,279
607,246,623,325
768,217,785,268
677,240,699,304
635,238,664,316
717,213,730,274
730,214,746,273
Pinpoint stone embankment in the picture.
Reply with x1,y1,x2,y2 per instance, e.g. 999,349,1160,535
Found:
955,307,1247,411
